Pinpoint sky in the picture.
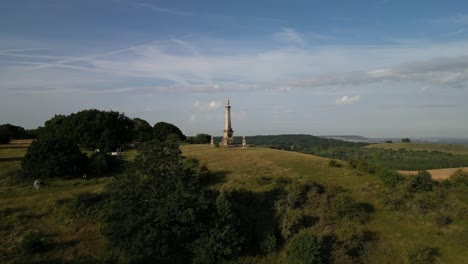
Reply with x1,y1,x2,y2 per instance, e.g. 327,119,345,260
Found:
1,0,468,138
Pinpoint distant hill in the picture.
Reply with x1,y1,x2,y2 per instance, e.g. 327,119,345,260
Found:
320,135,371,142
214,134,369,149
367,142,468,156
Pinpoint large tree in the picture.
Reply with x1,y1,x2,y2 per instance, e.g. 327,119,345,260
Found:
0,124,27,142
104,140,241,263
153,121,186,142
132,118,153,142
21,136,87,179
41,109,134,151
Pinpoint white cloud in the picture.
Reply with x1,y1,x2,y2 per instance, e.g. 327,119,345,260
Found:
272,28,305,44
209,100,221,109
194,100,222,111
2,37,468,95
190,114,197,122
336,95,360,105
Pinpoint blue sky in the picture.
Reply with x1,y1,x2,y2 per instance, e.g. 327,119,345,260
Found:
1,0,468,137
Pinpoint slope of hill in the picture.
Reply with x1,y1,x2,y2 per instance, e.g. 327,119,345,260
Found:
367,142,468,156
182,145,468,264
1,141,467,263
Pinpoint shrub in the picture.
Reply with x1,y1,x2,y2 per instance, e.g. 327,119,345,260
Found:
21,136,87,179
450,169,468,186
280,209,305,239
434,212,452,228
378,169,404,188
260,232,277,254
328,160,342,168
88,152,122,176
19,230,47,253
408,247,438,264
407,171,434,192
287,233,325,264
59,192,107,218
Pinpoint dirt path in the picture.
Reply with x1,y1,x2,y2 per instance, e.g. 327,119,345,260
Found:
398,167,468,180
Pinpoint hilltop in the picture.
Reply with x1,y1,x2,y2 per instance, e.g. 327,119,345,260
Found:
181,145,468,263
1,141,467,263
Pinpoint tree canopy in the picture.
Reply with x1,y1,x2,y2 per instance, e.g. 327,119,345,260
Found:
132,117,153,142
21,136,87,179
153,121,186,142
40,109,134,151
0,123,28,143
104,140,241,263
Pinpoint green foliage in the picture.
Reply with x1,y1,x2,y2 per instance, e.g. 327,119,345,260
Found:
378,169,404,188
87,152,123,176
259,232,277,254
21,136,87,179
280,209,305,239
19,230,47,253
434,212,452,228
407,247,438,264
188,133,212,144
40,109,134,152
449,169,468,186
153,121,186,142
245,134,468,170
287,233,325,264
0,123,27,140
328,159,342,168
132,117,153,142
402,138,411,143
407,171,434,192
0,126,9,144
193,192,243,264
58,192,108,218
104,140,241,263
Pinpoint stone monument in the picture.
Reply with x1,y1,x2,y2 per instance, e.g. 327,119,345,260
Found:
210,136,214,145
221,98,235,146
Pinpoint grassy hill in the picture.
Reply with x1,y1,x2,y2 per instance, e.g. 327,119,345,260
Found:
182,145,468,264
1,142,467,263
367,142,468,156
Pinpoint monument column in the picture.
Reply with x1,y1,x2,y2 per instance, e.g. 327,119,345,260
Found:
222,98,234,146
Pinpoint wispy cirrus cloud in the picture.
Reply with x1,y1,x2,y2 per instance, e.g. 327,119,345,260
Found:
272,28,305,44
2,31,468,96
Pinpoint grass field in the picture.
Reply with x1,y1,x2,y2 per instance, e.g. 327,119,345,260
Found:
1,142,467,263
0,140,110,263
182,145,468,264
367,142,468,156
399,167,468,180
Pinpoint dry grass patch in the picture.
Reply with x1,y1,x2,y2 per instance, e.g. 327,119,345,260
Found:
399,167,468,180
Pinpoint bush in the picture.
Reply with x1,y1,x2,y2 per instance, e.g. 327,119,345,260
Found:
21,136,87,179
19,230,47,253
408,247,438,264
59,192,107,218
450,169,468,186
260,232,277,254
407,171,434,192
287,233,325,264
88,152,122,176
328,160,342,168
280,209,305,239
434,212,452,228
378,169,404,188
